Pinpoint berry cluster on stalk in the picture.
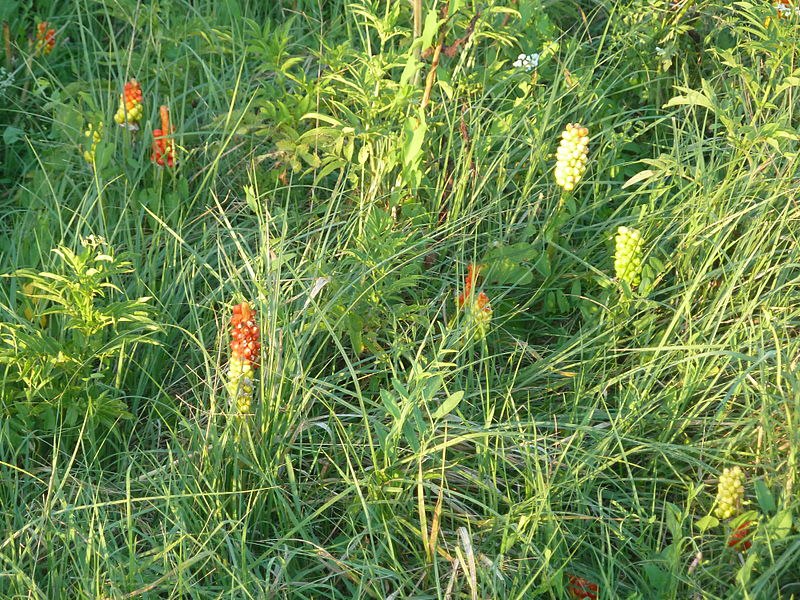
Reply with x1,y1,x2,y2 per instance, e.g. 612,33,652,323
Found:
567,574,598,600
151,105,176,167
227,302,261,414
555,123,589,191
457,264,492,339
114,79,143,130
35,22,55,55
82,121,103,165
728,521,754,551
714,466,745,519
614,226,644,289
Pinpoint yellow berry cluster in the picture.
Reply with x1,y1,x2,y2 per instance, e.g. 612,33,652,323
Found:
614,226,644,288
114,79,144,130
554,123,589,191
714,466,745,519
82,121,103,164
469,292,492,340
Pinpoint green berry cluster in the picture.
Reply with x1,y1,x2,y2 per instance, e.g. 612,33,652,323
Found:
714,466,745,519
614,226,644,288
554,123,589,191
82,121,103,165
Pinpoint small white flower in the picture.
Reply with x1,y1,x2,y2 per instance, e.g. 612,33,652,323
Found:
655,46,666,57
775,1,800,16
512,52,539,72
0,67,14,96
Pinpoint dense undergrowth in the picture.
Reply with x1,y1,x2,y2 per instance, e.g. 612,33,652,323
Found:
1,0,800,598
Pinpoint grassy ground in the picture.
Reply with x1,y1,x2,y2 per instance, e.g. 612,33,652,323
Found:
1,0,800,598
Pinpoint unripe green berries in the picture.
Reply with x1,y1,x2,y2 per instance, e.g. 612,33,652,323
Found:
614,226,644,289
714,466,745,520
555,123,589,191
82,121,103,165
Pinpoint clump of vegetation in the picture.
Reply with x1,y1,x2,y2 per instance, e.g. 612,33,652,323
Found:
0,1,798,598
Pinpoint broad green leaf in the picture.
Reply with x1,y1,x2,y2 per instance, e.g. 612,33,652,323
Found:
403,113,427,168
381,389,401,420
695,515,719,532
736,553,757,587
766,510,793,540
754,480,776,514
432,391,464,420
299,112,343,127
3,126,25,145
663,85,715,112
421,9,439,49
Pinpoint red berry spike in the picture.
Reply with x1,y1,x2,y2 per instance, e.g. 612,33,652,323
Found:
728,521,754,552
567,575,599,600
151,105,177,168
36,22,56,55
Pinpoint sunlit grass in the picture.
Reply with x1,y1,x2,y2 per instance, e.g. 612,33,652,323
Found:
1,1,799,598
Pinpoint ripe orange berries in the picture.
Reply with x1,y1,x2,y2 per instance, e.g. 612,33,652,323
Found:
151,105,176,167
567,574,599,600
114,79,144,130
728,521,754,552
456,264,492,339
36,22,56,55
456,264,481,309
227,302,261,414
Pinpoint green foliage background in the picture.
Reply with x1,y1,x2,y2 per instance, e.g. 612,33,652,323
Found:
1,0,799,598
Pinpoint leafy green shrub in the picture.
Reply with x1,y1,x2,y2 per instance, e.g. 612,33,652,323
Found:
0,236,161,447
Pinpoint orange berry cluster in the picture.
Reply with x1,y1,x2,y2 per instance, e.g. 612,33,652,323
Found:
457,264,492,338
151,105,176,167
567,574,599,600
114,79,144,130
227,302,261,414
36,22,56,55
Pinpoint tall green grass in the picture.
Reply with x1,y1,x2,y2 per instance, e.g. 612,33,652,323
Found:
1,1,799,598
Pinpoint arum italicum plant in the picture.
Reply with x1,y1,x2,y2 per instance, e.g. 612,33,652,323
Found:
114,79,143,130
555,123,589,191
151,105,176,167
456,264,492,340
35,22,55,55
614,226,644,290
226,302,261,414
82,121,103,165
715,466,745,520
